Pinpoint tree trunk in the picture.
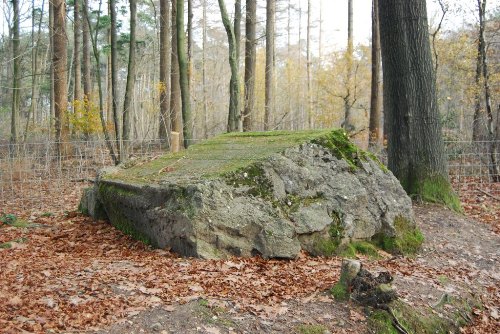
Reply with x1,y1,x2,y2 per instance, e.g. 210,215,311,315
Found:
170,0,183,144
122,0,137,159
53,0,68,157
306,0,312,128
73,0,82,104
25,0,45,141
343,0,355,131
378,0,458,209
82,0,92,139
369,0,382,149
49,0,55,139
243,0,256,132
264,0,275,131
84,0,117,164
110,0,121,161
218,0,241,133
10,0,20,148
187,0,193,92
472,0,488,141
202,0,209,137
159,0,171,143
177,0,192,148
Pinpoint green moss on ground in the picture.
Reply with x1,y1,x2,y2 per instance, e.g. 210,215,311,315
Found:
418,177,462,212
368,299,473,334
295,324,329,334
336,241,381,259
372,216,424,256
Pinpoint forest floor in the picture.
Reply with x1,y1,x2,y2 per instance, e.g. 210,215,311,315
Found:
0,181,499,334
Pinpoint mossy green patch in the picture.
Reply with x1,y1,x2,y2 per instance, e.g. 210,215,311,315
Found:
224,163,273,198
330,281,350,301
311,129,388,172
105,129,333,184
368,310,398,334
98,183,151,245
336,241,381,259
368,297,474,334
418,177,462,212
296,324,329,334
372,216,424,256
0,237,28,249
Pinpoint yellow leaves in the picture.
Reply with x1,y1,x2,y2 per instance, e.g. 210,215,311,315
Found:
69,97,102,135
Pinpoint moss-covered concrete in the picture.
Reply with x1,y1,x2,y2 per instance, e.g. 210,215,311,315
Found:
98,182,152,245
103,129,387,185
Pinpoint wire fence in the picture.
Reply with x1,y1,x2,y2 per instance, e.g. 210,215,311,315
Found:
1,139,499,215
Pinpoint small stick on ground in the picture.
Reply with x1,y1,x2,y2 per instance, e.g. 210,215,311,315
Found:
476,188,500,201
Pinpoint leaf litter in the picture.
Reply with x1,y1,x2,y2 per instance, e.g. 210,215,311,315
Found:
0,181,498,333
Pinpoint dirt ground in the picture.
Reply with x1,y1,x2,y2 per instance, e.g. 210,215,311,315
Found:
1,183,499,333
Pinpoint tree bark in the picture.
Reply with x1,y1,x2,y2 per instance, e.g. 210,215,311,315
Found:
177,0,192,148
122,0,137,158
343,0,355,131
84,0,117,164
110,0,121,161
243,0,256,132
170,0,182,144
82,0,92,138
202,0,209,137
306,0,313,128
264,0,275,130
378,0,457,207
369,0,382,149
218,0,241,133
53,0,68,157
73,0,82,104
10,0,20,148
159,0,172,143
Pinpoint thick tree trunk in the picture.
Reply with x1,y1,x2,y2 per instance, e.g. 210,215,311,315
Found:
159,0,171,143
243,0,256,132
264,0,275,130
218,0,241,133
369,0,382,149
122,0,137,158
11,0,20,148
53,0,68,157
177,0,192,148
378,0,458,209
170,0,183,144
